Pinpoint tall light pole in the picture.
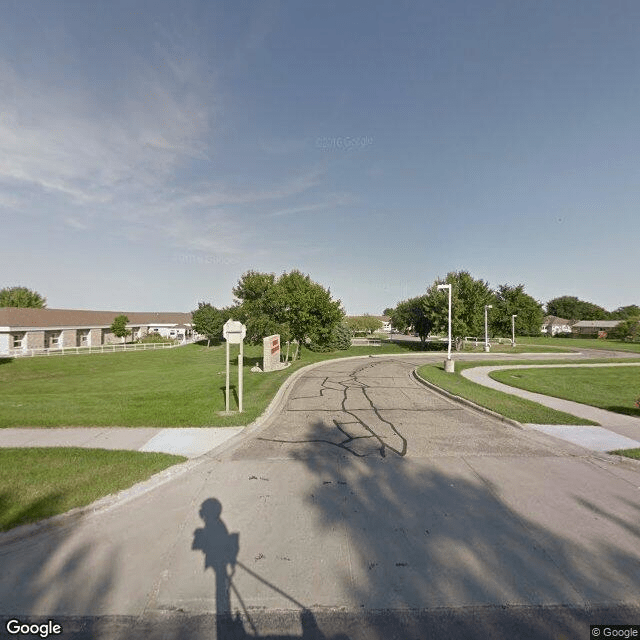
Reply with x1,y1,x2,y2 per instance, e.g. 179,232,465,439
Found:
511,314,518,347
437,284,453,372
484,304,492,352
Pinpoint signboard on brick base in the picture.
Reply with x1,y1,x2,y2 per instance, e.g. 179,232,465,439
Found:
263,334,281,372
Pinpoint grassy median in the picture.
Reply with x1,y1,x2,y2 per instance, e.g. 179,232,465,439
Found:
517,336,640,354
0,448,186,532
416,360,599,425
490,365,640,418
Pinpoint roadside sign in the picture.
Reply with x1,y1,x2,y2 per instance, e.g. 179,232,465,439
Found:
222,320,246,412
223,319,246,344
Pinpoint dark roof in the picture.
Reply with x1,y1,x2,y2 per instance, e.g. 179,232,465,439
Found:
0,308,192,329
572,320,621,328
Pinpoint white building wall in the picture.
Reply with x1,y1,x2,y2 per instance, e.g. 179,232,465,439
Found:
0,333,9,356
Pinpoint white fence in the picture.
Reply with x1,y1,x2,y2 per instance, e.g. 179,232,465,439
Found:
351,338,382,346
464,337,513,346
7,338,199,358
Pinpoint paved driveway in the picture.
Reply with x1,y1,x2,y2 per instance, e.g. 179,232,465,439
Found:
1,355,639,639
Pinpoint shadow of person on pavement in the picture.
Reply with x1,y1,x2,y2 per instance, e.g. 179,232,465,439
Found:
193,498,244,638
193,498,349,640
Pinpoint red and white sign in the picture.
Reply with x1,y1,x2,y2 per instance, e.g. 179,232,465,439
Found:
263,334,281,371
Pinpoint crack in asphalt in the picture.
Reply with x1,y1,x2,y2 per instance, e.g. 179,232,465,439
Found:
259,360,409,458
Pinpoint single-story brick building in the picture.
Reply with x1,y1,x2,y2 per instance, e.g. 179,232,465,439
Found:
571,320,622,336
0,308,196,356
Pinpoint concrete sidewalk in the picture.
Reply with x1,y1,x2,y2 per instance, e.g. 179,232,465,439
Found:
462,363,640,452
0,427,244,458
2,355,640,639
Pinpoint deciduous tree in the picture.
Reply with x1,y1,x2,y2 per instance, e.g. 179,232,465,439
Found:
230,270,344,357
546,296,608,320
110,315,130,344
609,317,640,342
0,286,46,308
492,284,543,336
192,303,226,347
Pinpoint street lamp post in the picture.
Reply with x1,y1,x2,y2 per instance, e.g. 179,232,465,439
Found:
437,284,454,372
511,314,518,347
484,305,493,352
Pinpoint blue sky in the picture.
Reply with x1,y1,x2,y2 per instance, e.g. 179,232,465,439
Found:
1,0,639,315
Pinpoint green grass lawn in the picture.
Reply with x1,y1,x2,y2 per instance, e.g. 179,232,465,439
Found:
416,360,599,425
517,336,640,353
0,341,447,428
0,448,186,531
611,448,640,460
490,365,640,418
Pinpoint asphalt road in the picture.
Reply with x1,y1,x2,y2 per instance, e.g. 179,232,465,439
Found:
1,354,640,639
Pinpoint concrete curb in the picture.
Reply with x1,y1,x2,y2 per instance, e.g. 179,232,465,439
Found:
0,353,433,541
0,455,206,546
411,368,526,430
0,350,618,541
413,364,640,462
201,352,445,458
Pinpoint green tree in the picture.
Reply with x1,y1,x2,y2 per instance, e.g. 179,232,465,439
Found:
0,286,46,308
389,296,434,346
345,315,383,335
426,271,495,341
609,317,640,342
331,323,352,350
383,307,394,316
232,271,276,303
546,296,609,320
231,272,289,344
231,269,343,357
610,305,640,320
389,300,413,334
492,284,544,336
268,270,344,352
191,303,226,347
110,315,130,344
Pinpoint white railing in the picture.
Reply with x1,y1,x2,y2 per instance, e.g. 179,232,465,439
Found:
351,338,382,346
7,338,199,358
464,337,513,346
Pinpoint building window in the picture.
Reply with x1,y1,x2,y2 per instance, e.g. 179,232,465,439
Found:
47,331,62,348
79,330,90,346
12,333,25,349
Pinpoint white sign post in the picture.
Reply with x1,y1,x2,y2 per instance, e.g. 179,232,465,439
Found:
223,319,246,412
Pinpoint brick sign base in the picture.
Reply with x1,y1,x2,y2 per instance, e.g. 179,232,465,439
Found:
263,334,281,372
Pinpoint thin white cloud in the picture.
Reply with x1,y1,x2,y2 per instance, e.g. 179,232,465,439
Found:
266,202,329,218
0,36,326,258
0,54,210,204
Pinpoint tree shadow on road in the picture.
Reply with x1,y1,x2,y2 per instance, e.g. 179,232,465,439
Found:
262,417,640,639
0,493,118,631
191,497,350,640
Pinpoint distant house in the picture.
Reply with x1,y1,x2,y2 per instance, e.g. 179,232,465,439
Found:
346,315,393,333
0,308,196,356
541,315,574,336
375,315,393,332
571,320,621,336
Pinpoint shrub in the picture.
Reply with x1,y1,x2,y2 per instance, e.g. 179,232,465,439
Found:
331,323,352,350
138,333,177,344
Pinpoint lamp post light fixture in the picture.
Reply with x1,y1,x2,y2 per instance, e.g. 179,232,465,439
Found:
511,314,518,347
484,305,493,352
437,283,454,372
